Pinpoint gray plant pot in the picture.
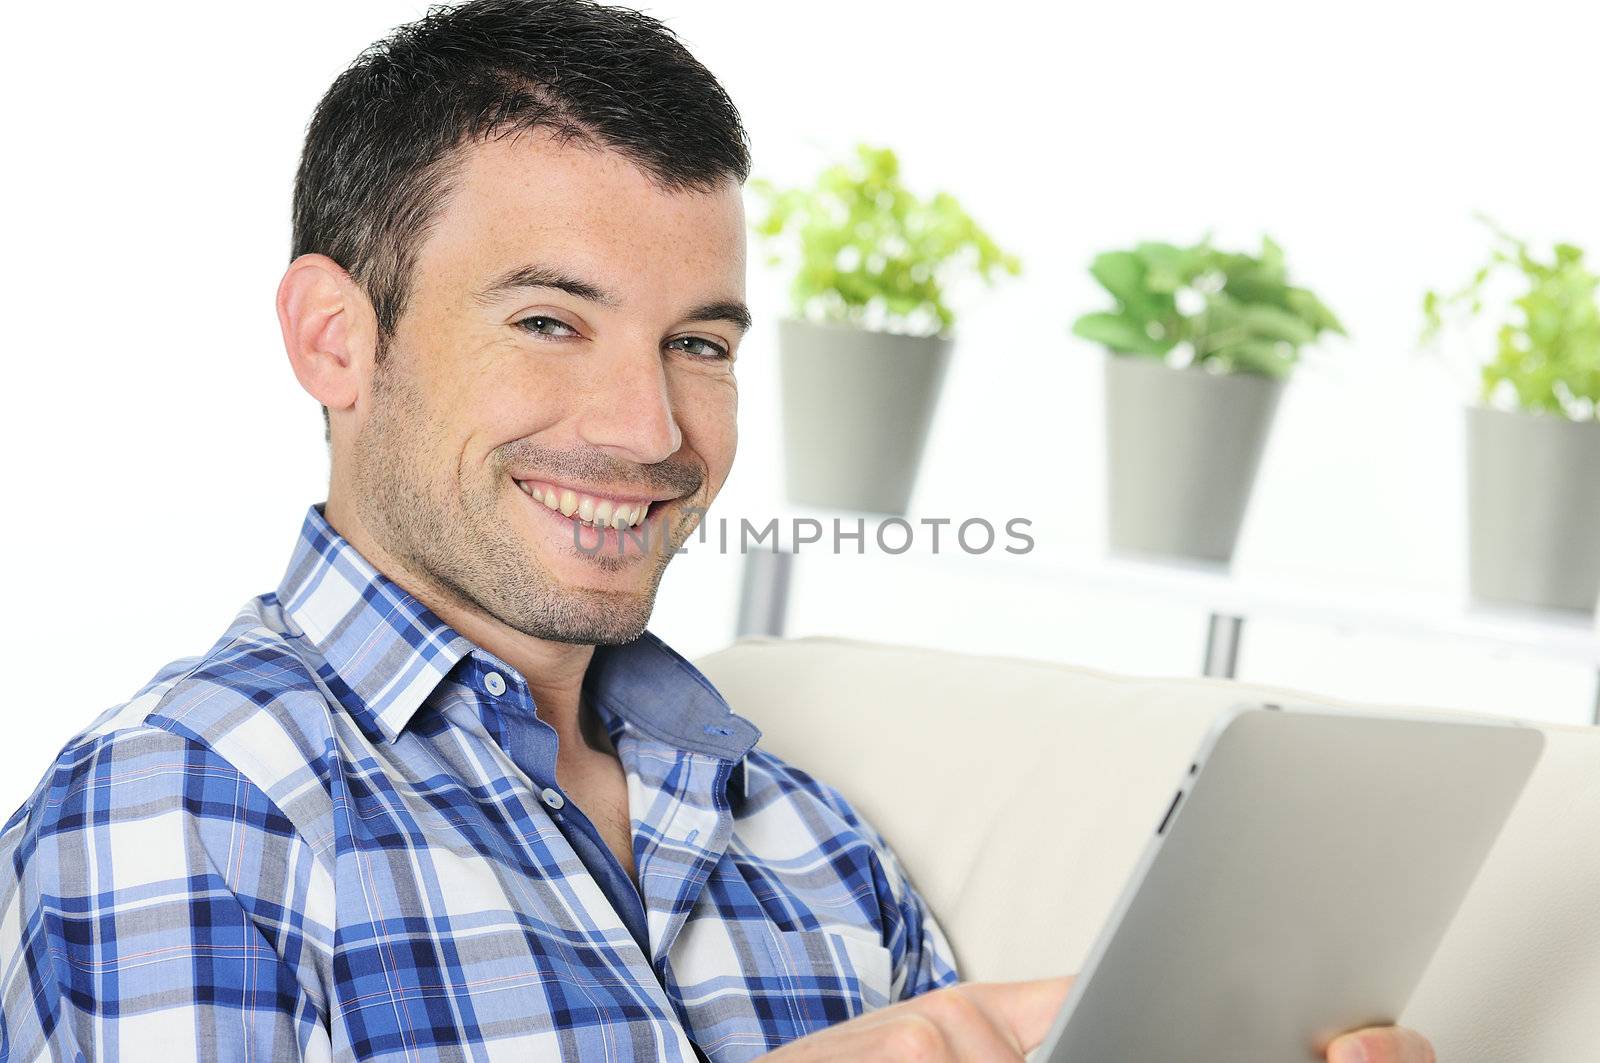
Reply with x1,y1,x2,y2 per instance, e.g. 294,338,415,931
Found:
1104,352,1285,565
778,318,953,515
1466,404,1600,613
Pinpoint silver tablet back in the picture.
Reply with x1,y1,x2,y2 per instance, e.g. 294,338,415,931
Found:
1037,704,1544,1062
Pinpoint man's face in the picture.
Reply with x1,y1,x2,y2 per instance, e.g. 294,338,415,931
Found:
347,129,747,645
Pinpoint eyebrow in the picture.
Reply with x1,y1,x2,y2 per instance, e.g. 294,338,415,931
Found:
476,262,753,334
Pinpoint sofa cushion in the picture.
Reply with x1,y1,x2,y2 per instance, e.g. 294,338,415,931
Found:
695,634,1600,1062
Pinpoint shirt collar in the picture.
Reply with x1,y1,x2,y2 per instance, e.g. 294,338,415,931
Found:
275,502,475,744
585,635,761,807
584,635,760,762
274,502,761,775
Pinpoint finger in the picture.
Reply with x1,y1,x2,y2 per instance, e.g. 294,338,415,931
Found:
762,1012,948,1063
953,975,1075,1052
1326,1025,1436,1063
911,986,1029,1061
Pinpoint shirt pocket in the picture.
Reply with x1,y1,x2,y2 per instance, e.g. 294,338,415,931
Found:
770,924,896,1020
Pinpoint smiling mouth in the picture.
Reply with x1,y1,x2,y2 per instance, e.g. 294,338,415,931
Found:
513,478,671,532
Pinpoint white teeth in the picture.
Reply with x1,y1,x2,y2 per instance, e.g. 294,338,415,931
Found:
520,481,656,530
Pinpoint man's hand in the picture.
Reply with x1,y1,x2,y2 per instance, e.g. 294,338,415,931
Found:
1325,1025,1437,1063
759,977,1071,1060
759,976,1435,1061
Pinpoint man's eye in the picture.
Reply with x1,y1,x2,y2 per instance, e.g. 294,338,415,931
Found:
514,318,727,360
669,335,731,360
514,315,578,338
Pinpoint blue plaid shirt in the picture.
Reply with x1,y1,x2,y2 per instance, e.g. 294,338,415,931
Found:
0,502,958,1061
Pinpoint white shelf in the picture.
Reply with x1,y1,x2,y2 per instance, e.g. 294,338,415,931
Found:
729,505,1600,673
957,546,1600,671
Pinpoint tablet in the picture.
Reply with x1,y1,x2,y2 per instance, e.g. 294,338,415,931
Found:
1034,702,1544,1062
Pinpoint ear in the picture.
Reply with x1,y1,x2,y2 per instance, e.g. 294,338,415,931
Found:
276,253,377,421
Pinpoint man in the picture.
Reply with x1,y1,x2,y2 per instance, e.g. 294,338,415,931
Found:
0,1,1434,1059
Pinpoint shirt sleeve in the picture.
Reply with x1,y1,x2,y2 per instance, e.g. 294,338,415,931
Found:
799,776,961,1002
0,722,330,1061
866,819,961,1001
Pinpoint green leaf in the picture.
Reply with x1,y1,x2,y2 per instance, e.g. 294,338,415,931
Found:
1426,218,1600,418
1088,251,1147,306
747,142,1019,335
1243,304,1317,345
1133,241,1194,293
1284,287,1345,335
1071,312,1174,356
1224,340,1296,378
1076,234,1340,374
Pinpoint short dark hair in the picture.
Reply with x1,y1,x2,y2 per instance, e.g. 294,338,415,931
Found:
291,0,752,440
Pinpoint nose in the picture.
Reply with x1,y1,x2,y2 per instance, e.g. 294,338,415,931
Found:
574,344,683,464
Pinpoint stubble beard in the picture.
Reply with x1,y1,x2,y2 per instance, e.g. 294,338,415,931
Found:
351,356,691,646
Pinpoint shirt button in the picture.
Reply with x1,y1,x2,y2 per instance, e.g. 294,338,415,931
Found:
540,787,566,810
483,671,507,696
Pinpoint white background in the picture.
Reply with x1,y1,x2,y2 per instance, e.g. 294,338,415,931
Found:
3,0,1597,814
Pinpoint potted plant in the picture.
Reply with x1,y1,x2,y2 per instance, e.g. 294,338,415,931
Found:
749,143,1021,515
1072,236,1345,564
1422,218,1600,613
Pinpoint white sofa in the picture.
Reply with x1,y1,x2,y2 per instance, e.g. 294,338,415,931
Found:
696,635,1600,1063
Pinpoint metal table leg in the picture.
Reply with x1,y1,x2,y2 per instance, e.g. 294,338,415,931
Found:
1203,612,1244,679
735,547,793,639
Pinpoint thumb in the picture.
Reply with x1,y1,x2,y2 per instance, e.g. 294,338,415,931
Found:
958,975,1075,1051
